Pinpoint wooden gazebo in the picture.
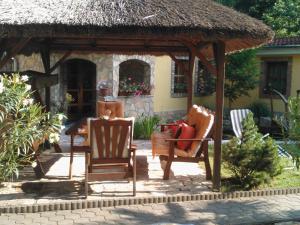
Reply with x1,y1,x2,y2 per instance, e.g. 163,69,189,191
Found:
0,0,274,190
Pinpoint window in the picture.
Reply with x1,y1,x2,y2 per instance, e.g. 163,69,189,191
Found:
118,59,151,96
195,60,215,96
260,58,292,97
171,58,189,97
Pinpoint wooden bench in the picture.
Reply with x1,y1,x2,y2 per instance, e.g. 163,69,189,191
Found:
151,105,214,180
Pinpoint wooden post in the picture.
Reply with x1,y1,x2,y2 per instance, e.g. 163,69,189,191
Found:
187,51,196,111
212,41,226,191
40,47,51,112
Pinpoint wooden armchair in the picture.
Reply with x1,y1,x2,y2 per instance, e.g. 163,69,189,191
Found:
70,118,136,198
151,105,214,180
67,100,125,178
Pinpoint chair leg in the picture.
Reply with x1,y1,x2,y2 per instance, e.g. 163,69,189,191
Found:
69,149,73,179
133,150,136,196
163,158,172,180
85,152,89,199
203,141,212,180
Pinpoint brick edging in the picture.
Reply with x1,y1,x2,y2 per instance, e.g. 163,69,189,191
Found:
1,187,300,214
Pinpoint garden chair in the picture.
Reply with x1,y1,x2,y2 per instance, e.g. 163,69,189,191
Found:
151,105,214,180
67,101,125,178
70,118,136,198
230,109,291,157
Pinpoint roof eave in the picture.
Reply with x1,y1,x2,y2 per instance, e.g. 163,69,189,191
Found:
257,46,300,56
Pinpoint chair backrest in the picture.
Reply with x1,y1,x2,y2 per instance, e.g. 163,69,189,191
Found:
97,101,124,118
230,109,251,138
88,118,133,161
187,105,215,156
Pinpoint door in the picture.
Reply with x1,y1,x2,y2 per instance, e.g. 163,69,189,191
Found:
63,59,96,121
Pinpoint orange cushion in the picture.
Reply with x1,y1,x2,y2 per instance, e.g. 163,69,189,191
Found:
177,123,196,150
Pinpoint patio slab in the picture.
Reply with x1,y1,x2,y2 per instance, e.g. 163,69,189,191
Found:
0,139,211,208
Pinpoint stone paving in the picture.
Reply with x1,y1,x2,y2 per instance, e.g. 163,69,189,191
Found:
0,139,210,208
0,194,300,225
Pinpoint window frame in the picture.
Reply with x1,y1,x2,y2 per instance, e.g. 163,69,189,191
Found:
259,57,292,99
171,57,189,98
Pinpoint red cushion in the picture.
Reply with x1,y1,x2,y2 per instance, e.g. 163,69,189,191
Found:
169,125,179,136
170,120,187,136
177,123,196,150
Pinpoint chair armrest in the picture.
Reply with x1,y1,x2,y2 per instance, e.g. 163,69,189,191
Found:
165,138,213,142
262,133,270,139
160,123,178,132
160,123,178,127
71,145,91,153
129,145,137,152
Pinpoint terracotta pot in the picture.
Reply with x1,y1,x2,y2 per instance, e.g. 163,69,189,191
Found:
99,88,109,97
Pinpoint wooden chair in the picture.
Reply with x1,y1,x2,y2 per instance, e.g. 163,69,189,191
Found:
151,105,214,180
70,118,136,198
97,101,124,118
230,109,291,157
67,101,125,178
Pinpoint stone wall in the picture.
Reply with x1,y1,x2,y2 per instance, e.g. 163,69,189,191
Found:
117,95,154,118
16,53,113,113
14,53,158,118
112,55,155,97
154,110,187,122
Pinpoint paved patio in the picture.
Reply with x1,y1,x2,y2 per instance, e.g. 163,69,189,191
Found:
0,194,300,225
0,137,211,208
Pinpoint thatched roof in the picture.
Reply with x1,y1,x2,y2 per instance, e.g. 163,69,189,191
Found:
0,0,274,55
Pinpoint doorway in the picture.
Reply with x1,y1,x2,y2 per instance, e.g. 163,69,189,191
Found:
62,59,96,121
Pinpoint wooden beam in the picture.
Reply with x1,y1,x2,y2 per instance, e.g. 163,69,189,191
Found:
0,38,31,70
212,41,226,191
168,53,189,75
40,46,50,74
196,52,217,76
40,45,51,112
187,51,196,111
49,51,71,73
182,41,217,76
49,44,189,54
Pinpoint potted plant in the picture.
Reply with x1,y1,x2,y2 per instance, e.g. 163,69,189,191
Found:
97,80,113,97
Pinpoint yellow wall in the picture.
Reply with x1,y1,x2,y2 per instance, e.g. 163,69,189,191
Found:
153,55,300,113
153,56,187,112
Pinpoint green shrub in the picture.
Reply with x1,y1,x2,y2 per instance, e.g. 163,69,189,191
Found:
249,101,271,119
223,112,282,189
277,97,300,169
0,74,65,181
134,114,160,139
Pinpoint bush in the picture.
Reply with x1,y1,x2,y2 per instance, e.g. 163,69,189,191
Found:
134,114,160,139
249,101,271,119
223,112,282,189
277,97,300,169
0,74,65,181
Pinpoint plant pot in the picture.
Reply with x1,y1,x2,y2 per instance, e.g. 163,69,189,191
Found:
99,88,109,97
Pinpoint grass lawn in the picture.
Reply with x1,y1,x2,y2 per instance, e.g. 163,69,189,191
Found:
200,147,300,192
